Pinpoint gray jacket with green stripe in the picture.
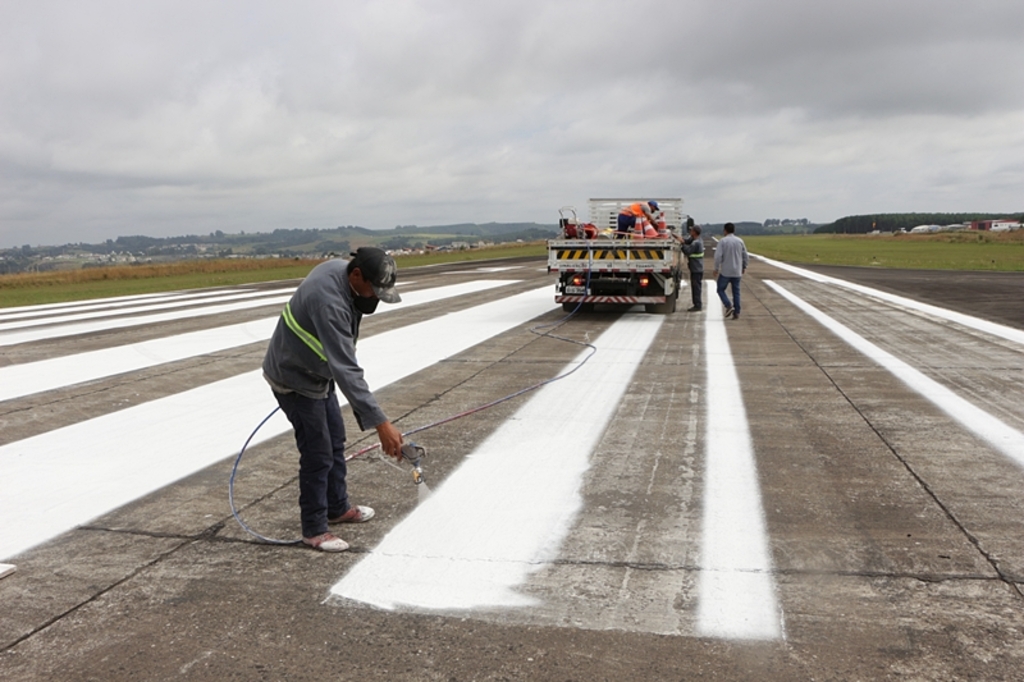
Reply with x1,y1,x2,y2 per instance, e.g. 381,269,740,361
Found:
262,258,388,431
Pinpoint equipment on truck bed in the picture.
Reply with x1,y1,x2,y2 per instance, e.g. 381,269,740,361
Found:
548,198,689,314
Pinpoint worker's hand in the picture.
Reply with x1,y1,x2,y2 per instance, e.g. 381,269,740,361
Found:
375,421,404,460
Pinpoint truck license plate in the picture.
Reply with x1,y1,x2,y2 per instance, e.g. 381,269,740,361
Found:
565,286,586,295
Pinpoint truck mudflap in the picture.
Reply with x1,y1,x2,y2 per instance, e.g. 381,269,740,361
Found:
555,295,668,304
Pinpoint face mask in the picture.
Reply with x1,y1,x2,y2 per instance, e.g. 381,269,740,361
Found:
353,294,379,314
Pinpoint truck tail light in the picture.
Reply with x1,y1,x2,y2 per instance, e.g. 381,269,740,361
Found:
639,275,650,288
571,275,584,287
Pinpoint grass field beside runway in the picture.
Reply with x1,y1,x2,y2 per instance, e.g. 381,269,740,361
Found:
745,231,1024,271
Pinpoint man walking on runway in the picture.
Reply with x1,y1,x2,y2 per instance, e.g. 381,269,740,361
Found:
713,222,748,319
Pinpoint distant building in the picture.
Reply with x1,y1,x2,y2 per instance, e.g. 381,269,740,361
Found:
971,219,1022,231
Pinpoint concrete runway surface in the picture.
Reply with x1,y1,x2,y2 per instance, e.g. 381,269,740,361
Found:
1,255,1023,681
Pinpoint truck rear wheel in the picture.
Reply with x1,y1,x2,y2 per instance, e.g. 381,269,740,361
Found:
645,289,677,314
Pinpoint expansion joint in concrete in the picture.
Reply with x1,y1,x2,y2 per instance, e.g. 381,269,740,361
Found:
773,566,1000,583
0,532,194,654
77,524,220,542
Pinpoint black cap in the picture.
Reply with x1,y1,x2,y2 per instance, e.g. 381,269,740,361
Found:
350,247,401,303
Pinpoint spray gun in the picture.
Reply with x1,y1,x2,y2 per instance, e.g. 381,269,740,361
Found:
400,442,426,485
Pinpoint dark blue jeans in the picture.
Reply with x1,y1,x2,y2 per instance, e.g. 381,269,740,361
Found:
690,271,703,308
273,389,350,538
615,213,635,239
716,275,742,314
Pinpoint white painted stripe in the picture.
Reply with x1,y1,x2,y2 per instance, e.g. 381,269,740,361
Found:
0,280,519,402
766,280,1024,469
0,286,554,561
697,304,783,641
756,256,1024,348
0,290,182,318
0,287,253,321
331,314,665,611
0,294,295,347
0,319,273,402
0,288,296,332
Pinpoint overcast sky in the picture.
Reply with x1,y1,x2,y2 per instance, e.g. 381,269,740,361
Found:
2,0,1022,248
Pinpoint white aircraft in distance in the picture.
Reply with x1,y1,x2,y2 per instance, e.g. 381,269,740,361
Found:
990,221,1021,233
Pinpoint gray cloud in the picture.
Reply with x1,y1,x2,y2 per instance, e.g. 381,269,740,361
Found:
2,0,1023,247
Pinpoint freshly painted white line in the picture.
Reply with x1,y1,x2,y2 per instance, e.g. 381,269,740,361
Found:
0,563,15,579
766,280,1024,469
0,288,297,333
0,319,271,402
0,318,273,403
331,314,665,611
0,288,253,321
0,280,520,402
0,294,295,347
697,304,783,641
0,286,554,561
0,291,181,318
756,256,1024,349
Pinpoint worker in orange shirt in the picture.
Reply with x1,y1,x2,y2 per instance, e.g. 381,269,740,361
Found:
616,201,660,239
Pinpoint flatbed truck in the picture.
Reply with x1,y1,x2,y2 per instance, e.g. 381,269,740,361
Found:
547,198,688,314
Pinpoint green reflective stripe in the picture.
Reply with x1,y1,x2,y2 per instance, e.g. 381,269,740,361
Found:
282,303,326,361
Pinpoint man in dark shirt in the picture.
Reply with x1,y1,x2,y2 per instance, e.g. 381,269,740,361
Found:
681,219,705,311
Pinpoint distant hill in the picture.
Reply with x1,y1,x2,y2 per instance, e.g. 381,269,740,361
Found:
0,222,560,274
393,222,554,237
108,222,559,254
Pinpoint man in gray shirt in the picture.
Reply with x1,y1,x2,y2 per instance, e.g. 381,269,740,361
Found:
712,222,749,319
263,247,404,551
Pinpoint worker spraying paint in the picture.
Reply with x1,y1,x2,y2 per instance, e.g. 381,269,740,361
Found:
232,245,601,548
261,247,404,553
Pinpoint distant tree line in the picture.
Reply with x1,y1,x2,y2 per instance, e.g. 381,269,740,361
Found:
816,213,1024,234
700,221,817,236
